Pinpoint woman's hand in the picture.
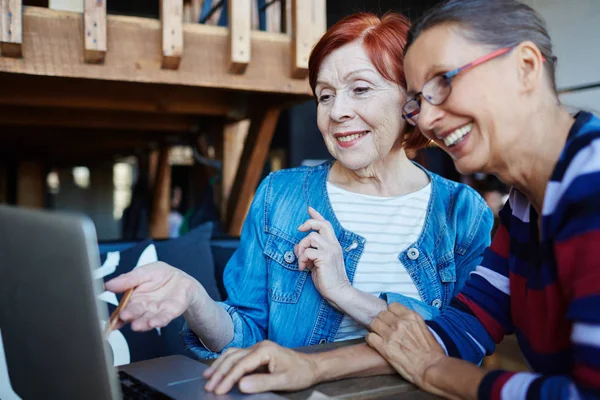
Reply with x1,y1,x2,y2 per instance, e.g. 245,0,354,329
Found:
203,341,319,395
104,262,203,331
295,207,351,308
366,303,446,390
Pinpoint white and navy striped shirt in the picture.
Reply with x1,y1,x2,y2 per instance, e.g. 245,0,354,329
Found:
327,181,431,341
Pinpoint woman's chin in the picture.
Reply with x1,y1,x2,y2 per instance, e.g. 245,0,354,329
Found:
335,156,374,172
454,156,487,176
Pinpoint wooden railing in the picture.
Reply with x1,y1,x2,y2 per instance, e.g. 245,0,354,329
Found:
0,0,326,83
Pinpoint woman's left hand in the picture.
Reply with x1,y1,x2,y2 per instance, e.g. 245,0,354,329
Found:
203,341,319,395
366,303,446,390
295,207,351,307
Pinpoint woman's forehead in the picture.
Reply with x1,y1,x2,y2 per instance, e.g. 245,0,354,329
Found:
317,42,379,82
405,25,477,88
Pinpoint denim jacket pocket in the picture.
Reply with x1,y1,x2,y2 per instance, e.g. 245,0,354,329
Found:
438,258,457,305
264,234,309,304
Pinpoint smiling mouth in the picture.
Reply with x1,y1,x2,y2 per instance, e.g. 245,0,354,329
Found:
336,131,369,143
442,123,472,147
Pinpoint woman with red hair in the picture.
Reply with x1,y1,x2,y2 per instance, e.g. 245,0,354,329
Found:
106,12,492,392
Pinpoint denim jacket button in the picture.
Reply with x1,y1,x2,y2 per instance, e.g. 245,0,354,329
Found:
407,247,419,260
432,299,442,308
284,251,296,264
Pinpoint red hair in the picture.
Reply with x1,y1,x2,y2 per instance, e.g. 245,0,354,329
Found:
308,12,430,151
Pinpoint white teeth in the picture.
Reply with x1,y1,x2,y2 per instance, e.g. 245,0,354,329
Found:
337,132,367,143
443,123,472,147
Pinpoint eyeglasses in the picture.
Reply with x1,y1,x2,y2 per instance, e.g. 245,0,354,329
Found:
401,46,514,126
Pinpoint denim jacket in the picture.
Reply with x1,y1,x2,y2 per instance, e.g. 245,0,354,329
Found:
182,161,493,359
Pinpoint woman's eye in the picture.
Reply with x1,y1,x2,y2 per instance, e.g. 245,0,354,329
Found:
318,94,332,103
354,86,370,95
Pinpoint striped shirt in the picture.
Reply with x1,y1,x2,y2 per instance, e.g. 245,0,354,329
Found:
427,112,600,399
327,181,431,341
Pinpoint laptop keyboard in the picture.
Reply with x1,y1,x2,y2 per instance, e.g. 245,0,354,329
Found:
119,370,174,400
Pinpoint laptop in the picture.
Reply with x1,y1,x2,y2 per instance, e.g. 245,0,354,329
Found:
0,205,284,400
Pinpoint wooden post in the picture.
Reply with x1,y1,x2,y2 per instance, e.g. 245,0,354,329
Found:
16,161,45,209
83,0,107,63
226,108,280,236
228,0,251,74
0,0,23,58
160,0,183,70
149,147,171,238
311,0,326,45
290,0,310,79
290,0,326,78
221,119,250,220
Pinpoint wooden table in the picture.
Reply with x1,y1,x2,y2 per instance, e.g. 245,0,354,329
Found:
208,338,439,400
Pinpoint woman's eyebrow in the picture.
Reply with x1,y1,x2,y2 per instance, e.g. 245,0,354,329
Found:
342,68,377,81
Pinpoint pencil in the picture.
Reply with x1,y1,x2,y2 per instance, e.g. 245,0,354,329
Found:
104,288,134,339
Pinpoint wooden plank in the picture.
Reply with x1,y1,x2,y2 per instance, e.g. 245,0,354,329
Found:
226,107,280,236
228,0,251,74
0,105,200,131
0,0,23,57
221,118,250,219
149,147,171,238
161,0,184,69
290,0,310,79
0,7,311,95
83,0,107,63
16,160,45,209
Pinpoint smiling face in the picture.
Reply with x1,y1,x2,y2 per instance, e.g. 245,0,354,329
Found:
404,23,529,175
315,40,408,171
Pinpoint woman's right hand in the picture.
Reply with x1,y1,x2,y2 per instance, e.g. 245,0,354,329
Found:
104,262,202,332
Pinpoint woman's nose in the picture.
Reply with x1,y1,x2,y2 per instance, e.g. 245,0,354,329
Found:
330,93,355,122
417,100,445,135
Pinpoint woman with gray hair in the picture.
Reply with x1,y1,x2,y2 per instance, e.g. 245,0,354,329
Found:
203,1,600,399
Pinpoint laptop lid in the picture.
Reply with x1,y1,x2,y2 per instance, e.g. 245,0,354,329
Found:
0,205,121,399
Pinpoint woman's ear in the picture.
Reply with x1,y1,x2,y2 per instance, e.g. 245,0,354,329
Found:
515,41,545,93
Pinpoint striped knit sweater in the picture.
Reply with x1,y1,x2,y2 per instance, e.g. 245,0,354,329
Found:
427,111,600,399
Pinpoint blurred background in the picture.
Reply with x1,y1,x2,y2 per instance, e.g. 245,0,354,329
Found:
0,0,597,242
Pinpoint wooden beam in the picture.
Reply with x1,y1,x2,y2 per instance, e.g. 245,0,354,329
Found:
0,74,267,118
160,0,183,70
149,147,171,238
228,0,251,74
83,0,107,63
290,0,310,79
0,0,23,57
221,118,250,220
16,160,45,208
226,107,280,236
0,105,200,131
0,7,311,95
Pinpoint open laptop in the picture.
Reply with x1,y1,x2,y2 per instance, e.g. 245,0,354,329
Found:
0,205,284,400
